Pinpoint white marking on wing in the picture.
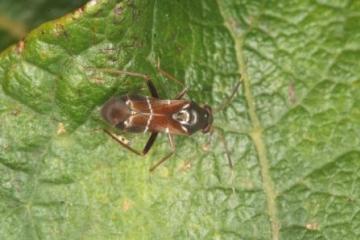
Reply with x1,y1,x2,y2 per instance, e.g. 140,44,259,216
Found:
126,98,134,109
191,110,198,125
144,114,153,133
146,96,153,113
181,125,188,132
182,103,190,109
124,116,133,127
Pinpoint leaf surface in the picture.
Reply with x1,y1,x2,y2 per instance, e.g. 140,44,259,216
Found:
0,0,359,239
0,0,88,50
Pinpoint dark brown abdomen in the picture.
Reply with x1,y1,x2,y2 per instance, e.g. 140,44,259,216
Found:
101,97,130,126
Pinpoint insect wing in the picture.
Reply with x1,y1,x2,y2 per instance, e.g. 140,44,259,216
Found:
150,99,189,114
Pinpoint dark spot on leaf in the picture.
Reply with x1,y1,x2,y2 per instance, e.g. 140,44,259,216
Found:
288,82,297,105
10,109,21,116
16,40,25,54
114,5,123,16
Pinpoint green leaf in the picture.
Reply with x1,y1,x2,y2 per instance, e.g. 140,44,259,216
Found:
1,0,359,239
0,0,88,50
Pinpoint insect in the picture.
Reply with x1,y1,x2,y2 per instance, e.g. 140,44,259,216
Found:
100,69,214,171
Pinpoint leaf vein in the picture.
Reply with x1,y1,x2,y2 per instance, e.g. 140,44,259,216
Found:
217,2,280,239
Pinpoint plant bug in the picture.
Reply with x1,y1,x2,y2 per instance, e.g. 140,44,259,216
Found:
99,66,239,171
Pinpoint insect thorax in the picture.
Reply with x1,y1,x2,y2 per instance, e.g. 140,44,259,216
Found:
171,102,211,134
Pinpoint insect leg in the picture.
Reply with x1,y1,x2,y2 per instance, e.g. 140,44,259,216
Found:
145,78,159,98
143,132,158,154
91,68,159,98
104,129,158,156
156,60,184,86
214,81,241,112
202,128,233,169
219,131,233,169
175,87,188,99
202,127,214,151
149,133,176,172
103,129,143,155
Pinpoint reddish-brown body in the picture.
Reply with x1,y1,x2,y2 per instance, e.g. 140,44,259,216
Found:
101,95,212,135
99,69,214,171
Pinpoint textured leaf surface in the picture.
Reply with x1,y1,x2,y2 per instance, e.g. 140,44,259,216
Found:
0,0,88,50
0,0,359,239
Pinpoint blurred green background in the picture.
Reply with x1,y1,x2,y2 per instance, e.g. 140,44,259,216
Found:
0,0,88,51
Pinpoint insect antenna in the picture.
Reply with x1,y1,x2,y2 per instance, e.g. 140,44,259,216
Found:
149,133,176,172
204,79,242,169
156,59,185,86
213,80,241,113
